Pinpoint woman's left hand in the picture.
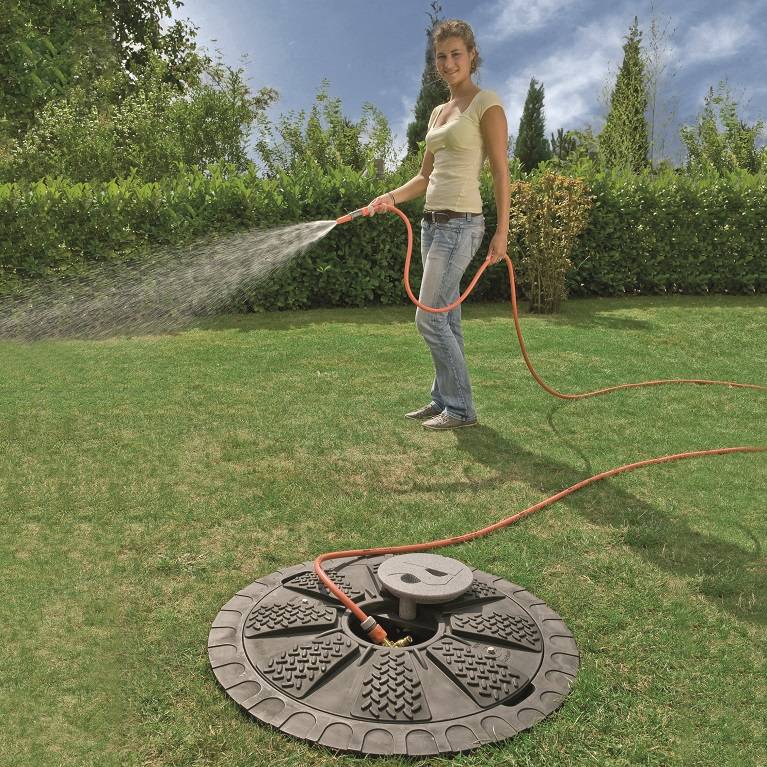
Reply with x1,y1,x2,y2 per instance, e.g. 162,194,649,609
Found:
486,231,508,264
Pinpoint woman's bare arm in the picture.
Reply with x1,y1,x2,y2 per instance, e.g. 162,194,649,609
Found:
481,105,510,263
371,150,434,207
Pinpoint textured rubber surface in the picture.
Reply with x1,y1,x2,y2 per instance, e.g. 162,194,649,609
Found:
209,555,579,756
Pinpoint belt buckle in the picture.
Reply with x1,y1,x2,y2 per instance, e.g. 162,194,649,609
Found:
425,211,450,224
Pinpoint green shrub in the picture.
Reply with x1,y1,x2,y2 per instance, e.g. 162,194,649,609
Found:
569,168,767,296
1,162,765,309
1,51,276,183
254,81,395,178
509,173,593,313
680,81,766,176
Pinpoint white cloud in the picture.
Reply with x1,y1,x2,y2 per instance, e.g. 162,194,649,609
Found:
502,16,627,135
483,0,579,41
680,15,756,64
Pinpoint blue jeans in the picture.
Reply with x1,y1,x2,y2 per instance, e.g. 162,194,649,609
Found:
417,214,485,421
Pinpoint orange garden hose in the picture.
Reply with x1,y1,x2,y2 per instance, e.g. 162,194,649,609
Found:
320,203,766,646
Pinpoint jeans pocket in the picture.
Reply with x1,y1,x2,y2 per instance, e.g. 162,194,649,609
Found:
450,228,477,273
470,229,485,256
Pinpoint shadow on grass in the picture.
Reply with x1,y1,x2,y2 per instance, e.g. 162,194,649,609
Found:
192,304,415,332
543,294,767,331
392,421,765,627
193,295,766,337
546,312,653,331
191,300,556,334
546,403,594,475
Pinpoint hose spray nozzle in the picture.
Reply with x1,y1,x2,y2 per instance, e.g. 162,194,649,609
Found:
335,202,385,226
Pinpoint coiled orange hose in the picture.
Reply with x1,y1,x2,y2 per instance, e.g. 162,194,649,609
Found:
317,203,766,645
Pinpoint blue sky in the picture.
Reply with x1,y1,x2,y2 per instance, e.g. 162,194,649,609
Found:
168,0,767,165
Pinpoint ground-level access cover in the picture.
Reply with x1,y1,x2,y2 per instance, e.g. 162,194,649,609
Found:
208,554,579,756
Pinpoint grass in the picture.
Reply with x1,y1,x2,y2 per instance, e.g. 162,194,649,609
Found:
1,294,766,767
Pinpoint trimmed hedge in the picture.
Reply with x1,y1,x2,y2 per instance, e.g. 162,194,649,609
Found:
569,170,767,296
0,163,419,310
1,163,766,311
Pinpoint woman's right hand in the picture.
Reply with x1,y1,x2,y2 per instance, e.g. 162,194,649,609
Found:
367,193,394,215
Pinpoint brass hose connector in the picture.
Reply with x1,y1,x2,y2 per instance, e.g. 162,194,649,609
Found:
382,635,414,649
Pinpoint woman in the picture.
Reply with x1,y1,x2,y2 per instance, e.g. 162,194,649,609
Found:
370,19,509,430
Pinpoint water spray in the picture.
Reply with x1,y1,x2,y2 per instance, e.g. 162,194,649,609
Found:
209,202,765,756
0,220,337,340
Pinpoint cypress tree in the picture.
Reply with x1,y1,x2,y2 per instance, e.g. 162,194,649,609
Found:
405,1,450,156
514,78,551,172
599,17,650,172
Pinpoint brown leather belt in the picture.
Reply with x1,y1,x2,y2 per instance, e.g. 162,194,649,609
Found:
422,210,481,224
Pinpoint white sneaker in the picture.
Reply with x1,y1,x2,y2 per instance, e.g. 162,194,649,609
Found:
422,412,478,430
405,404,443,420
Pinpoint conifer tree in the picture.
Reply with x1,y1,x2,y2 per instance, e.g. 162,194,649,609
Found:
405,1,450,156
514,78,551,172
599,17,650,172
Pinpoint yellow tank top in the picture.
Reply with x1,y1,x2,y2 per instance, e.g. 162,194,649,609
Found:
425,89,504,214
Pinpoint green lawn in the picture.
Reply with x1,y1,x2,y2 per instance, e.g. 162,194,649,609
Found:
1,295,766,767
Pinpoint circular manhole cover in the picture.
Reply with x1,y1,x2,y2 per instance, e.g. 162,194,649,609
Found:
208,555,579,756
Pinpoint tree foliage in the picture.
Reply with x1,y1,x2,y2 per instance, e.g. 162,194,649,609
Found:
105,0,204,89
599,17,650,173
3,50,277,182
405,1,450,157
641,4,678,168
1,0,115,144
0,0,279,182
0,0,204,146
514,78,552,172
680,81,766,175
254,81,394,177
550,128,577,161
545,127,601,175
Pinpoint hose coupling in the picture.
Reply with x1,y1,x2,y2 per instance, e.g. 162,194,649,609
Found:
360,615,389,645
360,616,412,647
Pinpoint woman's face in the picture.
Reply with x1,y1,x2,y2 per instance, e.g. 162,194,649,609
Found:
434,36,474,87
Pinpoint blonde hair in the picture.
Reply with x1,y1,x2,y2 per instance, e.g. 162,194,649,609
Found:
433,19,481,74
